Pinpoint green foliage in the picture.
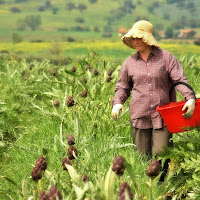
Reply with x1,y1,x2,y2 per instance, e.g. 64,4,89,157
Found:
104,166,117,200
24,15,42,31
66,2,76,11
16,15,42,31
166,0,185,4
16,18,27,30
0,0,5,4
123,0,136,13
15,0,28,2
12,32,23,43
0,52,130,199
93,26,101,32
159,128,200,199
0,53,200,199
10,6,21,13
52,7,59,14
77,3,87,12
49,42,64,56
194,40,200,46
89,0,98,3
75,17,85,23
165,26,174,39
66,36,75,42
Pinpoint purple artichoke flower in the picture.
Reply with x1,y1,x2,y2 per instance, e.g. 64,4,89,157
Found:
112,155,125,176
81,89,87,98
53,99,60,107
146,159,160,178
62,157,72,171
106,76,112,83
71,66,76,72
36,156,47,171
83,77,87,83
67,96,75,107
51,68,56,76
82,174,89,182
107,69,113,76
48,186,62,200
86,64,91,71
31,165,43,181
118,182,133,200
93,68,98,75
39,190,48,200
67,135,75,145
67,145,78,160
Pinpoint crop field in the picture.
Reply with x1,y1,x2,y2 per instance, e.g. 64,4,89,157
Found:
1,0,200,199
0,49,200,200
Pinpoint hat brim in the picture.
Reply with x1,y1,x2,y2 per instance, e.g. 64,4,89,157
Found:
121,28,160,49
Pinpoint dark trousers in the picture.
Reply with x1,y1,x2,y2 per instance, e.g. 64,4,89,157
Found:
132,126,173,182
131,126,173,156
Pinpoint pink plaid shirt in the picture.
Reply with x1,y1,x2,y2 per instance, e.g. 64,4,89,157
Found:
112,47,195,129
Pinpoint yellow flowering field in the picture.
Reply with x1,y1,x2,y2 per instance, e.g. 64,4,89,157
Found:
0,42,51,53
0,41,127,52
0,10,9,13
160,43,200,56
0,40,200,60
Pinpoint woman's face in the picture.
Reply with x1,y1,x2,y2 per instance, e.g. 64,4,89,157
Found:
132,38,150,52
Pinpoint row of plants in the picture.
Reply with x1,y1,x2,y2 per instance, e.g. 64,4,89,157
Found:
0,52,200,199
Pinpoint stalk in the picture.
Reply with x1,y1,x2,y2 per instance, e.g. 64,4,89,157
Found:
148,178,153,200
59,90,68,147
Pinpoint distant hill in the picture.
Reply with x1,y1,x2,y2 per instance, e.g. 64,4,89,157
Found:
0,0,200,42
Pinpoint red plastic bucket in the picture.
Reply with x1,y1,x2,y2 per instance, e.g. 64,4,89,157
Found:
157,99,200,133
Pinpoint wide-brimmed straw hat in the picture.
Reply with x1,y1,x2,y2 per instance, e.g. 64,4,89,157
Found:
121,20,160,49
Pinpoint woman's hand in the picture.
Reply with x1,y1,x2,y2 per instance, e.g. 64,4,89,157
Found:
182,99,195,119
111,104,124,120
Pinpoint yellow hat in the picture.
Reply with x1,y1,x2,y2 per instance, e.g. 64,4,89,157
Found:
121,20,160,49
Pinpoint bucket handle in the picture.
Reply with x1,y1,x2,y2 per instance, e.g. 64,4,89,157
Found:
169,81,196,100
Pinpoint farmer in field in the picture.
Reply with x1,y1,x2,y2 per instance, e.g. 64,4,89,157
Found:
111,20,196,181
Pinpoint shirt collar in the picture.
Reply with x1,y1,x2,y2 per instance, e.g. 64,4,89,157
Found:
151,46,157,56
135,46,157,60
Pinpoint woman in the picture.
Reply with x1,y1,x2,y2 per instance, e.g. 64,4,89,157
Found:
111,20,196,181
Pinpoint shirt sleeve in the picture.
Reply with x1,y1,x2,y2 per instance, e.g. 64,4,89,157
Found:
168,53,195,100
112,60,133,105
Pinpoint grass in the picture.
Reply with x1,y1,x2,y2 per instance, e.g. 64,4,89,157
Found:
0,53,138,199
0,50,200,199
